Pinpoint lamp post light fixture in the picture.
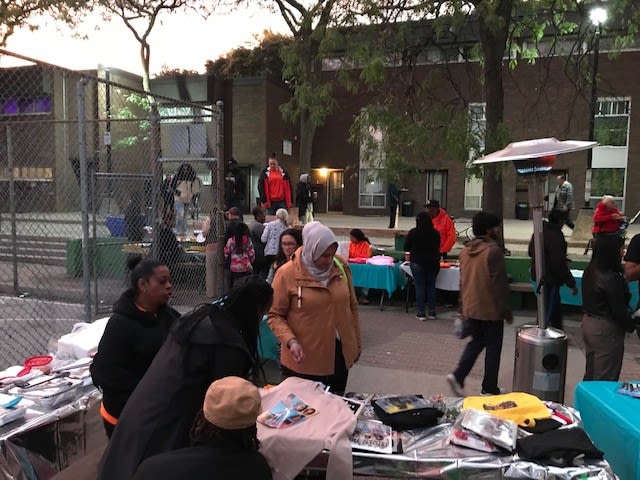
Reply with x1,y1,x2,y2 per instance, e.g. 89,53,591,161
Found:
474,137,596,402
584,5,608,208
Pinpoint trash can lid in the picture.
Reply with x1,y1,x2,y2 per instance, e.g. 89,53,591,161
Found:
519,326,567,341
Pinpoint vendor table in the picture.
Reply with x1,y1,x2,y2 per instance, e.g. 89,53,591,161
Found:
298,396,615,479
0,387,102,479
348,262,407,310
574,381,639,480
531,269,639,307
399,262,460,313
399,262,460,291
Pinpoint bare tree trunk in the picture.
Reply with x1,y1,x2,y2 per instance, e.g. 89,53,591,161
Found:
141,42,151,94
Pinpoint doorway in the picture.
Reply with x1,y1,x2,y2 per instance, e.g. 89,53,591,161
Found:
424,170,448,208
328,170,344,212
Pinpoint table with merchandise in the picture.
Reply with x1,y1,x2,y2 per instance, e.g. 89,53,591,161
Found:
0,322,107,479
282,389,617,479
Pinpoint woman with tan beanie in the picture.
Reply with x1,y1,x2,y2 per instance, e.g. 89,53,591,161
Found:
131,376,271,479
269,221,361,395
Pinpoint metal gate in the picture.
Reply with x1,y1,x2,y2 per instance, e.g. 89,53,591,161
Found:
0,50,225,365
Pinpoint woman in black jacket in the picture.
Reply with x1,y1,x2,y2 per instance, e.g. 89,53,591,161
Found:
404,212,441,320
90,257,179,438
98,275,274,480
582,235,635,381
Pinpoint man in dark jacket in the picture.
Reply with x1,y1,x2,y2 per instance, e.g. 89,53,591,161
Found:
528,209,577,330
447,212,512,397
224,157,246,214
131,376,272,480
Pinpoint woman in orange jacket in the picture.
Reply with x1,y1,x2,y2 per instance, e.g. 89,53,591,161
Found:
268,221,361,395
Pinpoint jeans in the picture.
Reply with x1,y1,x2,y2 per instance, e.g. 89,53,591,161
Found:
410,263,437,314
267,200,287,215
452,318,504,393
545,284,563,330
174,199,186,234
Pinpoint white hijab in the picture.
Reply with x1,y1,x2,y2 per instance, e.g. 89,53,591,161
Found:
301,221,338,285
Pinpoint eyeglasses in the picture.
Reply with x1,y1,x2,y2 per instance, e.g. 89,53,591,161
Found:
281,242,298,247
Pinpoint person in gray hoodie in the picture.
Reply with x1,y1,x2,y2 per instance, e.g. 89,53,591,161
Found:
446,212,512,397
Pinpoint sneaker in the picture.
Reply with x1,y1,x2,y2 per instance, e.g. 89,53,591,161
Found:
446,373,466,397
358,297,370,305
481,388,502,396
416,312,427,321
428,312,437,319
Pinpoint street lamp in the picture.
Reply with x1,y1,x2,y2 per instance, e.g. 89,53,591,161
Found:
583,5,607,208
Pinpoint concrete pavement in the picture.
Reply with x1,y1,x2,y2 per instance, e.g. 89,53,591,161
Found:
345,304,640,407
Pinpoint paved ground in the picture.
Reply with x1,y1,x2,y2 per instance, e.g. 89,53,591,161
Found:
348,304,640,407
49,302,640,480
8,210,640,478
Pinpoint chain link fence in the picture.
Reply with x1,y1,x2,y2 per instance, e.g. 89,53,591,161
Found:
0,50,225,365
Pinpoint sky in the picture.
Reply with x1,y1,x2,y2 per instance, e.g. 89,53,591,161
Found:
3,6,289,76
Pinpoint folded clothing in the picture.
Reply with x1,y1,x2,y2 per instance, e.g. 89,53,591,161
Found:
516,427,603,467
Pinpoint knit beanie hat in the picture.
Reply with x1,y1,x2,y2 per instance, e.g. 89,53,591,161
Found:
203,376,262,430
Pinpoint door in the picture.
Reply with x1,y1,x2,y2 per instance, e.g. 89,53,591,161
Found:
328,170,343,211
425,170,448,208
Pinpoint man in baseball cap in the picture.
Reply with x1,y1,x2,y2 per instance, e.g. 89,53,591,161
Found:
424,200,456,259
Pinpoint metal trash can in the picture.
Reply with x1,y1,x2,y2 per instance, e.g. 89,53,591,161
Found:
513,326,568,403
402,200,415,217
515,202,529,220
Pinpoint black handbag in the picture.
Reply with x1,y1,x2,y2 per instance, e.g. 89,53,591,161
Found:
371,396,443,430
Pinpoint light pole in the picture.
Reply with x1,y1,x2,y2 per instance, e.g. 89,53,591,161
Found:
583,6,607,208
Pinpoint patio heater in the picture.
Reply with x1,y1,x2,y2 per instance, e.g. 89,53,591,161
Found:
474,137,596,402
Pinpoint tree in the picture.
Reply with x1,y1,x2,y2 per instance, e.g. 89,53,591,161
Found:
0,0,87,46
95,0,212,93
205,30,292,78
229,0,351,173
347,0,640,217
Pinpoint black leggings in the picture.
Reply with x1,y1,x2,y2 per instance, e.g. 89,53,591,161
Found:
281,339,349,395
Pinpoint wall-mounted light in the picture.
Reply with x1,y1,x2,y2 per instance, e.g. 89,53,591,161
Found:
318,167,329,179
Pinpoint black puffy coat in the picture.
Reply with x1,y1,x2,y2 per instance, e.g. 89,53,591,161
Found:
90,290,179,421
98,306,255,480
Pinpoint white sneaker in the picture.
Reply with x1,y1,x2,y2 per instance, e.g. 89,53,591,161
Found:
446,373,466,397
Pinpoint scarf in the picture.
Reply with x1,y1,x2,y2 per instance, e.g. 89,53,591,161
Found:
301,221,338,286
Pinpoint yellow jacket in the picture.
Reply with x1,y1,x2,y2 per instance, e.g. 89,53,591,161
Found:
268,249,361,376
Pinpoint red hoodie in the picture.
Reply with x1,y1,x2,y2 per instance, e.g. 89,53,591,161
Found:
431,209,456,254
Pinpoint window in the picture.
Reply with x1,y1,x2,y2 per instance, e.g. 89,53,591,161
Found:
359,120,386,208
465,103,485,211
591,168,625,198
595,98,630,146
1,96,52,116
158,105,213,123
